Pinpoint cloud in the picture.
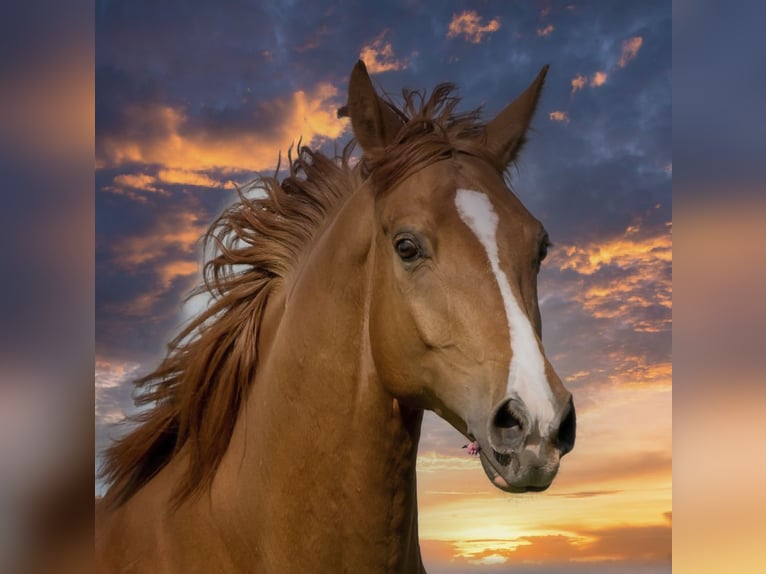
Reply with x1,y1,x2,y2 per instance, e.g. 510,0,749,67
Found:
95,359,141,425
590,71,608,87
537,24,555,37
103,169,233,202
103,173,165,202
619,36,644,68
359,30,412,73
550,223,672,334
421,523,671,567
157,260,199,289
417,451,483,473
556,223,672,272
554,380,671,490
569,36,640,99
571,74,587,94
111,210,205,268
111,173,161,193
447,10,501,44
609,354,672,386
97,83,347,173
570,71,608,96
549,111,570,123
550,490,624,499
101,207,208,318
156,169,229,188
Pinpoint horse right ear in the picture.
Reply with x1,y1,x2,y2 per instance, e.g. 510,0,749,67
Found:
483,65,549,168
346,60,403,153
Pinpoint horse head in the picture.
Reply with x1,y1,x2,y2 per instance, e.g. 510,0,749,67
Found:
347,61,575,493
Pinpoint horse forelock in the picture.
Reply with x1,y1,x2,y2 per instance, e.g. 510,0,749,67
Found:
363,84,498,193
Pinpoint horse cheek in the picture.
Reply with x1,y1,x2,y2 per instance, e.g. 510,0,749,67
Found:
369,271,451,404
403,274,453,351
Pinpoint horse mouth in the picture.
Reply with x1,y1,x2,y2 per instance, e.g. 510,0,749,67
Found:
479,449,552,493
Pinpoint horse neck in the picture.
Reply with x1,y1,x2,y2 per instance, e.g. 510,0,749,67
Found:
211,184,426,573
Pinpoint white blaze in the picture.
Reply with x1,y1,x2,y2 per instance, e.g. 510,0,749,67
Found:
454,188,556,430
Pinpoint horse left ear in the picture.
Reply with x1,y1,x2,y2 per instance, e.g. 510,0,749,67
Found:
484,65,549,167
347,60,403,153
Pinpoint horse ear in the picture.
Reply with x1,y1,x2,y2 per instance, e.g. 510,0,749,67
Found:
347,60,403,152
484,65,549,167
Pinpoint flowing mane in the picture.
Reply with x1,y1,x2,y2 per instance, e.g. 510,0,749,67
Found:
99,83,493,509
97,61,576,574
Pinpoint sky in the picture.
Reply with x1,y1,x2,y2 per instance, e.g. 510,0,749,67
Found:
95,1,671,572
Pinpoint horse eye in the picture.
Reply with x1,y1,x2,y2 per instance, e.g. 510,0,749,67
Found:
395,238,421,262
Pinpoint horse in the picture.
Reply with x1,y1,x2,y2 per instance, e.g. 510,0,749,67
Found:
96,60,576,573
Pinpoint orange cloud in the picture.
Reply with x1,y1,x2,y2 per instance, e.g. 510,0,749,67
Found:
552,224,672,333
571,74,587,94
590,70,608,87
421,523,671,567
549,110,570,123
359,31,411,73
97,83,347,173
611,355,672,386
571,71,609,95
102,208,208,317
537,24,555,37
104,169,234,202
447,10,501,43
112,210,206,269
104,174,165,202
619,36,644,67
556,225,672,276
157,260,199,289
156,169,228,188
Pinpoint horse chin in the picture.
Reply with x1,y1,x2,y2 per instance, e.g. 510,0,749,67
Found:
478,451,553,494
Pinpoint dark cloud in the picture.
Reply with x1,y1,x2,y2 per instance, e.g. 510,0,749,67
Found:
97,184,226,361
96,0,279,101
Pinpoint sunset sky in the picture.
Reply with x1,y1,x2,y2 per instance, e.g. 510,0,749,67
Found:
95,2,671,572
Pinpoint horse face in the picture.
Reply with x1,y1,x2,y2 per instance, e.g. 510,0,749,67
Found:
367,158,574,492
347,61,575,492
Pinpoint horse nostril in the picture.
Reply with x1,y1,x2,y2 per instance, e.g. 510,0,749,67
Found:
493,403,522,430
489,398,526,452
556,397,576,456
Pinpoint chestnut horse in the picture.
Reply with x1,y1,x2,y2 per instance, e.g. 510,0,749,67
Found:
96,61,575,573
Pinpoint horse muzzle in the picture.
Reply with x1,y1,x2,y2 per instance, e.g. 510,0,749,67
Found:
479,394,576,492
